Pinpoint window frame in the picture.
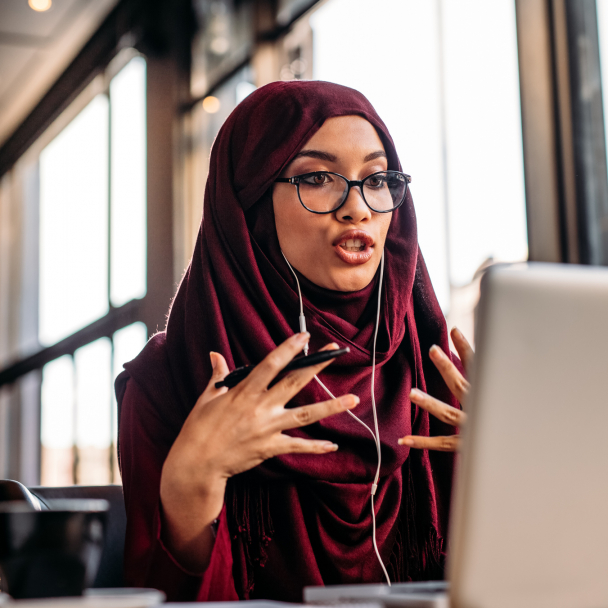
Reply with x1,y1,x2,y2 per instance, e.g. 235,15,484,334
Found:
0,39,185,485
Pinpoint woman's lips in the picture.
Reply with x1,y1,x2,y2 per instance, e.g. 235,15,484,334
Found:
334,243,374,265
333,232,374,265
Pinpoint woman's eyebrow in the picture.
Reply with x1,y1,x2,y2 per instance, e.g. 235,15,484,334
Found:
364,150,387,162
293,150,337,162
293,149,387,162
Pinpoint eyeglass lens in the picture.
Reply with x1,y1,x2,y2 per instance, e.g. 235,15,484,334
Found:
297,172,407,213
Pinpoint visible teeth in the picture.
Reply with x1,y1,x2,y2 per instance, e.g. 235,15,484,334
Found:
340,238,365,252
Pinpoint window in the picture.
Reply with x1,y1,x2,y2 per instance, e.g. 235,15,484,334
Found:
110,58,147,308
0,52,149,486
37,54,148,485
39,95,110,346
180,63,256,262
40,322,147,486
309,0,528,342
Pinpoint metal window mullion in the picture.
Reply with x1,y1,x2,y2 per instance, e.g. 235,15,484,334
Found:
515,0,564,262
109,335,116,485
71,353,78,486
564,0,608,265
107,88,114,485
436,0,453,311
107,87,113,316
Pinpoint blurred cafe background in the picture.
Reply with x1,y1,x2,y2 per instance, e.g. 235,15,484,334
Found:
0,0,607,489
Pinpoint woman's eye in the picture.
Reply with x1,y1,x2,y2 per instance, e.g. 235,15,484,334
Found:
302,173,331,186
367,176,385,188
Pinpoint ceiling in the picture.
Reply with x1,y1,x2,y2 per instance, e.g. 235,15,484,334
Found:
0,0,119,150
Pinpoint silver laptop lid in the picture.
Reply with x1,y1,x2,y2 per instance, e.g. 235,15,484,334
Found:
449,263,608,608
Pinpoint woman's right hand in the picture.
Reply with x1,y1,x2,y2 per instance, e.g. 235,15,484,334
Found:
159,332,358,572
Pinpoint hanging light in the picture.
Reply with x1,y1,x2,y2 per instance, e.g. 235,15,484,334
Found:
202,96,221,114
28,0,52,12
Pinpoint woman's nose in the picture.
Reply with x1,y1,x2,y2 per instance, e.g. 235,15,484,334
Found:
337,186,372,224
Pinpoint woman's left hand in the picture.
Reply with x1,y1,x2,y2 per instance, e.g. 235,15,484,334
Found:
398,327,474,452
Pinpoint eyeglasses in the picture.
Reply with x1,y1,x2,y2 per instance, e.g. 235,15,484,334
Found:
275,170,412,214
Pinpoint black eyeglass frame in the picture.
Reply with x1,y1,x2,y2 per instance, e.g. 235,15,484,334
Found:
275,170,412,214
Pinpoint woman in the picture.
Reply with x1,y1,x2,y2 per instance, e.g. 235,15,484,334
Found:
116,80,471,602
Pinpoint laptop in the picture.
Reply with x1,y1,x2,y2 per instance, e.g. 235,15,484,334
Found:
305,262,608,608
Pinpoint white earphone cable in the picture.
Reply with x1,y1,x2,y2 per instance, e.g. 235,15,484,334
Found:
281,251,309,356
369,252,390,585
281,250,391,585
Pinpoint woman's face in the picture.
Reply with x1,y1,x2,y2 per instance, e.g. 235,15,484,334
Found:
273,115,392,292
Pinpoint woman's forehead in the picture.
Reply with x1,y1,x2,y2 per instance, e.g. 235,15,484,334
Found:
293,116,386,162
299,115,385,155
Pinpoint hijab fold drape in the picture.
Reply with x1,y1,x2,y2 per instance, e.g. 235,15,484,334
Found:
117,81,459,599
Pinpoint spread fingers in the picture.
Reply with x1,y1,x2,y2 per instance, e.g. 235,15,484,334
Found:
429,344,471,403
398,434,460,452
409,388,466,427
275,394,359,432
450,327,475,374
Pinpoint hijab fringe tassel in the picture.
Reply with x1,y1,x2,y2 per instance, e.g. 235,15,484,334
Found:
226,477,274,596
388,461,444,582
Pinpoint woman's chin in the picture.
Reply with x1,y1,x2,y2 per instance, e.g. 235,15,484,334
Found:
311,268,377,292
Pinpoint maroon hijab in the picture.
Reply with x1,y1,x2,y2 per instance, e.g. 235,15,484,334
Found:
117,80,458,598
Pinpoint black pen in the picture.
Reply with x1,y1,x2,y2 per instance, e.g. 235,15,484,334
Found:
215,347,350,389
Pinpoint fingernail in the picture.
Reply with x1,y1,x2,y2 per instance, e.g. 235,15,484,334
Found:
398,438,414,446
430,344,444,358
340,395,359,408
209,351,217,370
410,388,421,398
295,332,310,343
324,443,339,452
452,326,463,339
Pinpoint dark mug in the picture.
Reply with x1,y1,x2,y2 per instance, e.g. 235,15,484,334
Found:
0,499,108,599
